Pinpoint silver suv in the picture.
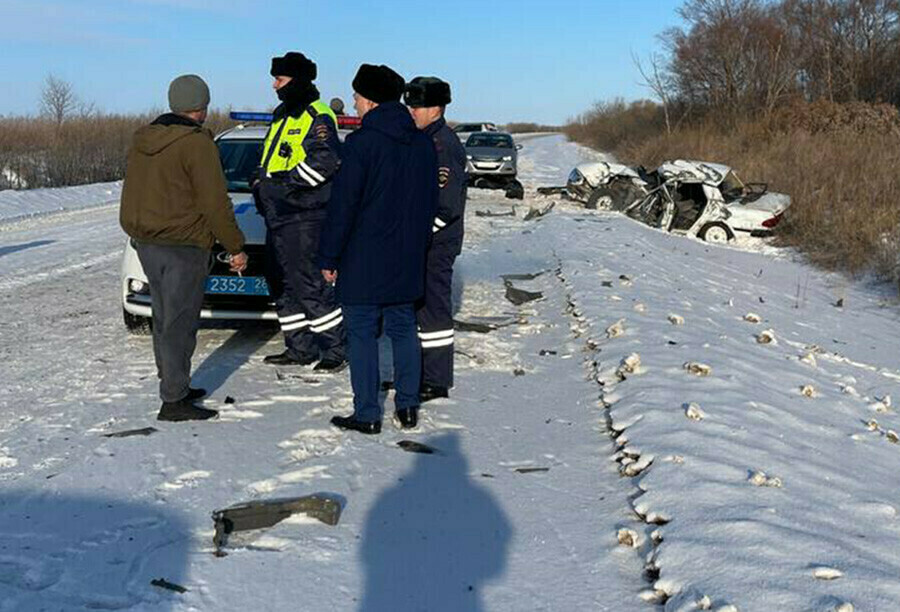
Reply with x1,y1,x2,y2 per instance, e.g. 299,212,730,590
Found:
464,131,524,199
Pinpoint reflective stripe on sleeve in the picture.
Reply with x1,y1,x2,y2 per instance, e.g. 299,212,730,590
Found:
294,164,318,187
299,161,325,183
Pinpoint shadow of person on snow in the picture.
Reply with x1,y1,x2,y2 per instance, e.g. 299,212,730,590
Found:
192,323,277,395
359,432,512,612
0,491,190,610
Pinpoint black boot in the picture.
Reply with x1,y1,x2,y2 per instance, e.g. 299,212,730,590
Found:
419,384,449,404
330,415,381,434
263,351,316,366
313,357,348,373
157,399,218,422
396,407,418,429
185,387,207,401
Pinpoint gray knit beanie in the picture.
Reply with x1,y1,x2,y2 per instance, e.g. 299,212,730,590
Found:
168,74,210,113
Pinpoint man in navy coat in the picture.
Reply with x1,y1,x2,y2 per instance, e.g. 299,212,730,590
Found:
318,64,438,434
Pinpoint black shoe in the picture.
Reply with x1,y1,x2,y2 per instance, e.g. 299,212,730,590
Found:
381,380,394,392
330,415,381,434
313,358,347,373
263,351,316,366
419,384,449,404
396,407,418,429
185,387,207,401
158,400,218,422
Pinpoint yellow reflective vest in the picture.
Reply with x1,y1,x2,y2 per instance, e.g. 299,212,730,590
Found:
260,100,337,177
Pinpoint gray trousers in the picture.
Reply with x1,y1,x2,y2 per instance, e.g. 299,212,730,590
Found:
135,242,210,402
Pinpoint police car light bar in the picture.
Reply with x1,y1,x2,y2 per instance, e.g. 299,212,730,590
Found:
230,111,273,122
230,111,363,129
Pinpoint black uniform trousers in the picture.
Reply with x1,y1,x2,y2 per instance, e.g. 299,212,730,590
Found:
265,212,345,361
416,241,457,388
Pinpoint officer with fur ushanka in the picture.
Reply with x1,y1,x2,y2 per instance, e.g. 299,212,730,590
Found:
254,52,346,371
404,76,467,403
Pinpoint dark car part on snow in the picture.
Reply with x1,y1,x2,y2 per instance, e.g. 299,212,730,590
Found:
212,495,343,555
515,467,550,474
504,281,543,306
475,208,515,218
397,440,440,455
454,320,496,334
501,271,545,281
523,201,554,221
151,578,188,594
102,427,158,438
505,179,525,200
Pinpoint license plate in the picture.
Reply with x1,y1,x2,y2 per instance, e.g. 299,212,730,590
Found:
205,275,269,296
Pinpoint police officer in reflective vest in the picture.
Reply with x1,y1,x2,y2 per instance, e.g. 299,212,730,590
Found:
404,77,467,402
254,52,346,370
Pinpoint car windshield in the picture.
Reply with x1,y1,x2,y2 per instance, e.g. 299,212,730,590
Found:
466,134,513,149
218,138,263,193
454,124,483,133
720,171,745,202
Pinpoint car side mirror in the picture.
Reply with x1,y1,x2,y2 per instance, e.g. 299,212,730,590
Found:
515,144,523,150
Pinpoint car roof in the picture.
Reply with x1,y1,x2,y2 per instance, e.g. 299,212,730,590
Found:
216,125,268,140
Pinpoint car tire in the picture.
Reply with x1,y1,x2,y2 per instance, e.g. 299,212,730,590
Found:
123,307,152,335
587,182,643,211
698,222,735,243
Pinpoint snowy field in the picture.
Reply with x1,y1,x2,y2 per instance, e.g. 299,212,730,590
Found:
1,135,899,611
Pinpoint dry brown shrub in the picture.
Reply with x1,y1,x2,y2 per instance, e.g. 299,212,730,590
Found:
0,110,237,189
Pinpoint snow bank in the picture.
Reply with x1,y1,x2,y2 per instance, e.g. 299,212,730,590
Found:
0,181,121,224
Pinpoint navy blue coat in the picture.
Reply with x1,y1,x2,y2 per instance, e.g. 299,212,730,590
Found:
317,101,438,305
426,117,467,254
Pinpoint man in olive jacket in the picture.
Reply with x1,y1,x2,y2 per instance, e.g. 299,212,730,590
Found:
120,74,247,422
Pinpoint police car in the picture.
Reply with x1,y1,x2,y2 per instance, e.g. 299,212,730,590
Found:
120,112,356,334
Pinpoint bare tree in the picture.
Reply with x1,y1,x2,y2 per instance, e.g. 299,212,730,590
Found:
634,51,678,133
40,75,79,125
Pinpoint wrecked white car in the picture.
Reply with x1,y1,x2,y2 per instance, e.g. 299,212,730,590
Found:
547,159,790,243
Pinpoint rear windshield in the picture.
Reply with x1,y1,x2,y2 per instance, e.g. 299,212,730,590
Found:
465,134,513,148
217,139,263,193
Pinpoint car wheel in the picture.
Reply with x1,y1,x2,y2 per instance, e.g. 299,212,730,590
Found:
698,222,734,243
123,307,152,335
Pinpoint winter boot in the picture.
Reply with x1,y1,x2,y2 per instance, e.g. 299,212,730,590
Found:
396,407,418,429
330,415,381,434
313,357,348,373
419,384,449,404
157,399,218,422
185,387,207,401
263,351,316,366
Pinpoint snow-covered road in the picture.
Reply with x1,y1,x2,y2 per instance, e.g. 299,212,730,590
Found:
2,135,900,612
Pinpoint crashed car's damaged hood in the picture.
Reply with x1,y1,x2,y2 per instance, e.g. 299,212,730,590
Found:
574,161,640,187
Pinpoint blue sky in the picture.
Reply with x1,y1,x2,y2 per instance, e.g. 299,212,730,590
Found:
0,0,685,124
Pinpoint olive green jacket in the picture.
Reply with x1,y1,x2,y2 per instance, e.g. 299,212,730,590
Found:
120,114,245,254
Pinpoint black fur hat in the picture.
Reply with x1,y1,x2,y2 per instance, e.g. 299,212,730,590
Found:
404,76,452,108
270,52,317,82
352,64,405,104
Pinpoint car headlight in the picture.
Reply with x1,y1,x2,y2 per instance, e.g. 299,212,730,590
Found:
502,156,512,161
568,168,584,185
129,279,149,294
